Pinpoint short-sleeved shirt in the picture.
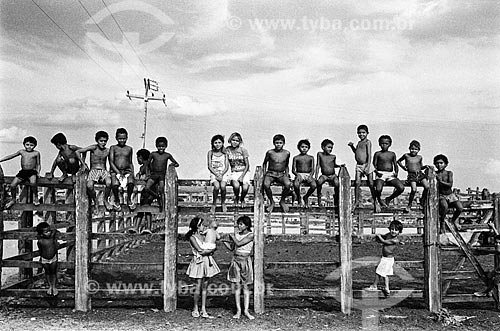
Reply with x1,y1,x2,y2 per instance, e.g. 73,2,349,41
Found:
226,147,249,172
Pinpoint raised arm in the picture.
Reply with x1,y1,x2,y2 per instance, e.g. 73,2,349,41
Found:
0,150,21,163
168,153,179,167
348,141,356,153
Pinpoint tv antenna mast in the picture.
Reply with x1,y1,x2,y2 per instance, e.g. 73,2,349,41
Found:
126,78,166,148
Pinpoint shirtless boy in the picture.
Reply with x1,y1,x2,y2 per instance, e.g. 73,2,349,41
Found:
434,154,463,231
263,134,292,213
0,136,41,209
348,125,375,208
373,135,404,212
292,139,316,208
36,221,59,296
144,137,179,210
397,140,429,212
316,139,341,207
76,131,113,211
109,128,135,211
48,133,82,182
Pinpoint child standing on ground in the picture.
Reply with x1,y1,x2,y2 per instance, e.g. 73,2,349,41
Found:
348,125,375,209
48,133,82,182
0,136,41,209
144,137,179,210
223,215,255,320
207,135,229,213
226,132,251,207
434,154,464,231
316,139,341,207
36,221,60,296
292,139,316,208
397,140,429,213
109,128,135,211
185,217,220,319
373,135,405,212
263,134,292,213
367,220,403,297
76,131,113,212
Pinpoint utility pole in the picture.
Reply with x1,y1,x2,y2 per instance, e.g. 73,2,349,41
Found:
127,78,166,148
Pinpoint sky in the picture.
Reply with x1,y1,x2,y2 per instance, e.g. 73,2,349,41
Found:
0,0,499,192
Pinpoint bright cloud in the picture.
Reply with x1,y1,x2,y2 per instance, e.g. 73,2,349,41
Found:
167,95,228,117
0,126,28,143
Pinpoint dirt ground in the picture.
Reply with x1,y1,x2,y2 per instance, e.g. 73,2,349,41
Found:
1,237,499,330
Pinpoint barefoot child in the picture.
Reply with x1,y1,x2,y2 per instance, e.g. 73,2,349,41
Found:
109,128,135,211
263,134,292,213
292,139,316,208
373,135,405,212
434,154,463,231
48,133,82,182
36,221,59,296
144,137,179,210
223,215,255,320
226,132,251,207
134,149,152,233
348,125,375,208
397,140,429,212
316,139,341,207
207,135,229,213
185,217,220,319
0,136,41,209
367,220,403,297
202,219,221,249
76,131,113,212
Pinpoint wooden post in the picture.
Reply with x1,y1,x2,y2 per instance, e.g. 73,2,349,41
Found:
253,166,265,314
163,166,178,312
0,164,4,290
338,166,352,314
65,187,75,273
299,212,308,235
494,195,500,309
74,173,91,312
423,168,441,312
43,174,56,224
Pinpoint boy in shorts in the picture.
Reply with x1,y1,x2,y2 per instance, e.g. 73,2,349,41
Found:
48,132,82,182
348,125,375,209
316,139,342,207
36,221,60,296
292,139,316,208
434,154,463,231
109,128,135,211
263,134,292,213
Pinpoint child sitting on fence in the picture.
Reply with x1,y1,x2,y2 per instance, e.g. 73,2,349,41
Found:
263,134,292,213
207,134,229,213
109,128,135,211
134,149,152,234
76,131,113,212
222,215,255,320
185,217,220,319
144,137,179,211
434,154,464,231
36,221,60,296
348,125,375,209
397,140,429,213
373,135,405,212
0,136,41,209
226,132,251,207
367,220,403,297
48,132,82,182
292,139,316,208
316,138,342,207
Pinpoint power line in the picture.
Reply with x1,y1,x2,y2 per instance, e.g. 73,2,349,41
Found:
101,0,150,76
30,0,126,90
77,0,143,81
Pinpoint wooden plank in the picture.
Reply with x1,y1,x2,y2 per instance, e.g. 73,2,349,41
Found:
1,231,74,240
423,168,441,312
2,176,73,188
2,260,74,268
74,173,91,312
253,166,265,314
8,203,76,212
1,288,75,299
163,166,178,312
338,166,352,314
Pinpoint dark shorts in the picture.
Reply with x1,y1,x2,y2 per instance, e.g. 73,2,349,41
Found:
149,173,165,184
407,171,427,184
16,169,38,181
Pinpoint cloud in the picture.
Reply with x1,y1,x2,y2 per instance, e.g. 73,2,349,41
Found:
0,126,28,143
485,159,500,176
167,95,228,117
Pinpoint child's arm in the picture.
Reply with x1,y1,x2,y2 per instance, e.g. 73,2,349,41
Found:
397,154,407,171
35,151,41,174
437,171,453,188
222,153,229,175
376,233,399,245
167,153,179,167
207,151,218,176
229,232,254,247
315,153,321,179
291,155,298,177
240,148,250,179
392,152,399,176
76,145,96,170
48,152,62,178
365,140,373,169
262,151,270,173
0,150,21,163
309,155,315,177
109,146,121,175
372,151,380,176
189,236,215,255
347,142,356,153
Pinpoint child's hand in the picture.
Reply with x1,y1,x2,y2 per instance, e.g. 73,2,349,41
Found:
47,172,53,180
348,142,354,147
375,171,382,178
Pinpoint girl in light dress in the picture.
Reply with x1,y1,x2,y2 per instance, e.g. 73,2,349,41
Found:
225,132,251,207
207,135,230,213
185,217,220,318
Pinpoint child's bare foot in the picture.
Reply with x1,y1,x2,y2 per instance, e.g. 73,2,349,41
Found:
374,203,381,213
279,199,289,213
304,197,310,209
244,311,255,320
4,200,15,209
210,205,216,214
33,200,40,206
52,288,59,296
232,312,241,319
222,203,227,212
104,200,113,211
47,288,52,296
266,203,274,213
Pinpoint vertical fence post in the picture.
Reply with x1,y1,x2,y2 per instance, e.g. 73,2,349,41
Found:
494,194,500,309
423,168,441,312
163,166,178,312
338,166,352,314
75,172,91,312
65,187,76,273
253,166,265,314
0,165,4,290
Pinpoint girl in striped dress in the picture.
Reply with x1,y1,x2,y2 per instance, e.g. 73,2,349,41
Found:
207,134,230,213
223,215,255,319
185,217,220,318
